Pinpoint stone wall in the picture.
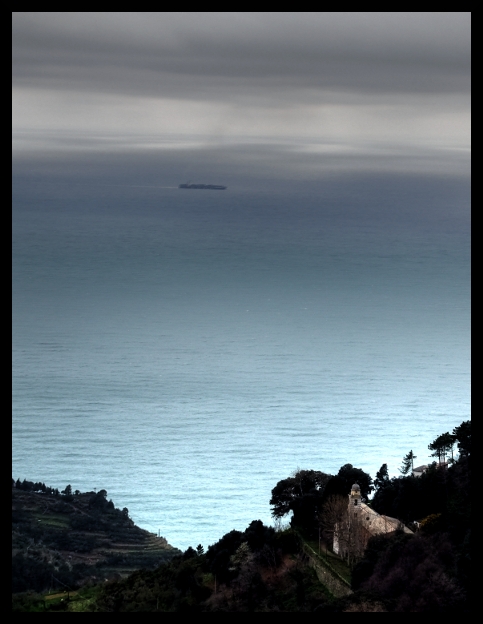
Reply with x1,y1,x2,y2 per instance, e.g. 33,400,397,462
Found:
301,542,353,598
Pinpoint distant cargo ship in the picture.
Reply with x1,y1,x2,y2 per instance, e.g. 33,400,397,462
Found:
179,183,227,190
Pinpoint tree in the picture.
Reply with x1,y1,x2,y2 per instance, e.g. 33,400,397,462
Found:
374,464,390,491
229,542,252,572
270,469,332,529
334,464,374,498
90,489,108,510
319,495,348,544
371,479,398,517
319,495,365,565
61,485,72,496
321,475,348,501
452,420,471,458
352,532,466,612
399,450,417,475
428,433,454,465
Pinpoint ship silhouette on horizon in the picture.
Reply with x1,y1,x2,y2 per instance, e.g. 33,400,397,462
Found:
179,182,227,190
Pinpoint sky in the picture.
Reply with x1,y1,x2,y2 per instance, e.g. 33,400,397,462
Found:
12,12,470,178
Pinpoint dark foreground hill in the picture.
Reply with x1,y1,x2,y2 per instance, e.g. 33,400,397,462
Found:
12,480,180,595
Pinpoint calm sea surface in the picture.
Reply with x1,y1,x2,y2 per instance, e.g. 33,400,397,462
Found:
12,172,470,550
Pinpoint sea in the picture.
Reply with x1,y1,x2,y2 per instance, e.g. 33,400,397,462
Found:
12,164,470,551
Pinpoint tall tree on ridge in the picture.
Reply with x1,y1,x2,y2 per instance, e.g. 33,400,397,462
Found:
399,450,417,475
374,464,390,490
428,433,454,465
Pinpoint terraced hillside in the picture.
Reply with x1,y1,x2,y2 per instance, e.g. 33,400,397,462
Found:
12,480,181,593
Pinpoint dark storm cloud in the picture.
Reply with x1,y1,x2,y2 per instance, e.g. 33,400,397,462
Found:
12,13,470,177
13,12,470,100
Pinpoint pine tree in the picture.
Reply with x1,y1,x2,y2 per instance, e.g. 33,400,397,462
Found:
399,450,417,475
428,433,454,465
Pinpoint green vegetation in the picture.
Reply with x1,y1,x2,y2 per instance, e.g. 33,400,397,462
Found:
300,535,352,585
12,481,180,598
269,464,373,540
91,522,332,612
12,420,470,611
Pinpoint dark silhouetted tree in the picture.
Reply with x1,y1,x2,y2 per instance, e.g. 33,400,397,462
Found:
452,420,471,458
337,464,374,498
374,464,390,491
353,532,467,612
428,432,454,465
399,450,417,475
270,469,331,532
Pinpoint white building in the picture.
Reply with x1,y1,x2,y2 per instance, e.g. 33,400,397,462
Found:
333,483,412,557
412,462,448,477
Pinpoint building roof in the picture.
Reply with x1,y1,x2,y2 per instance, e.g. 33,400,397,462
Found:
412,465,429,472
359,503,413,536
412,462,449,475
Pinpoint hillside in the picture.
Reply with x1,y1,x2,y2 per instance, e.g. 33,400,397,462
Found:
12,480,180,595
12,420,470,611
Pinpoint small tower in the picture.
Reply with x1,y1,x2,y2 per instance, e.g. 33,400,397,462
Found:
349,483,362,519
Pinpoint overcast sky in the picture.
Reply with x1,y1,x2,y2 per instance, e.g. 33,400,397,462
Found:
12,12,470,176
